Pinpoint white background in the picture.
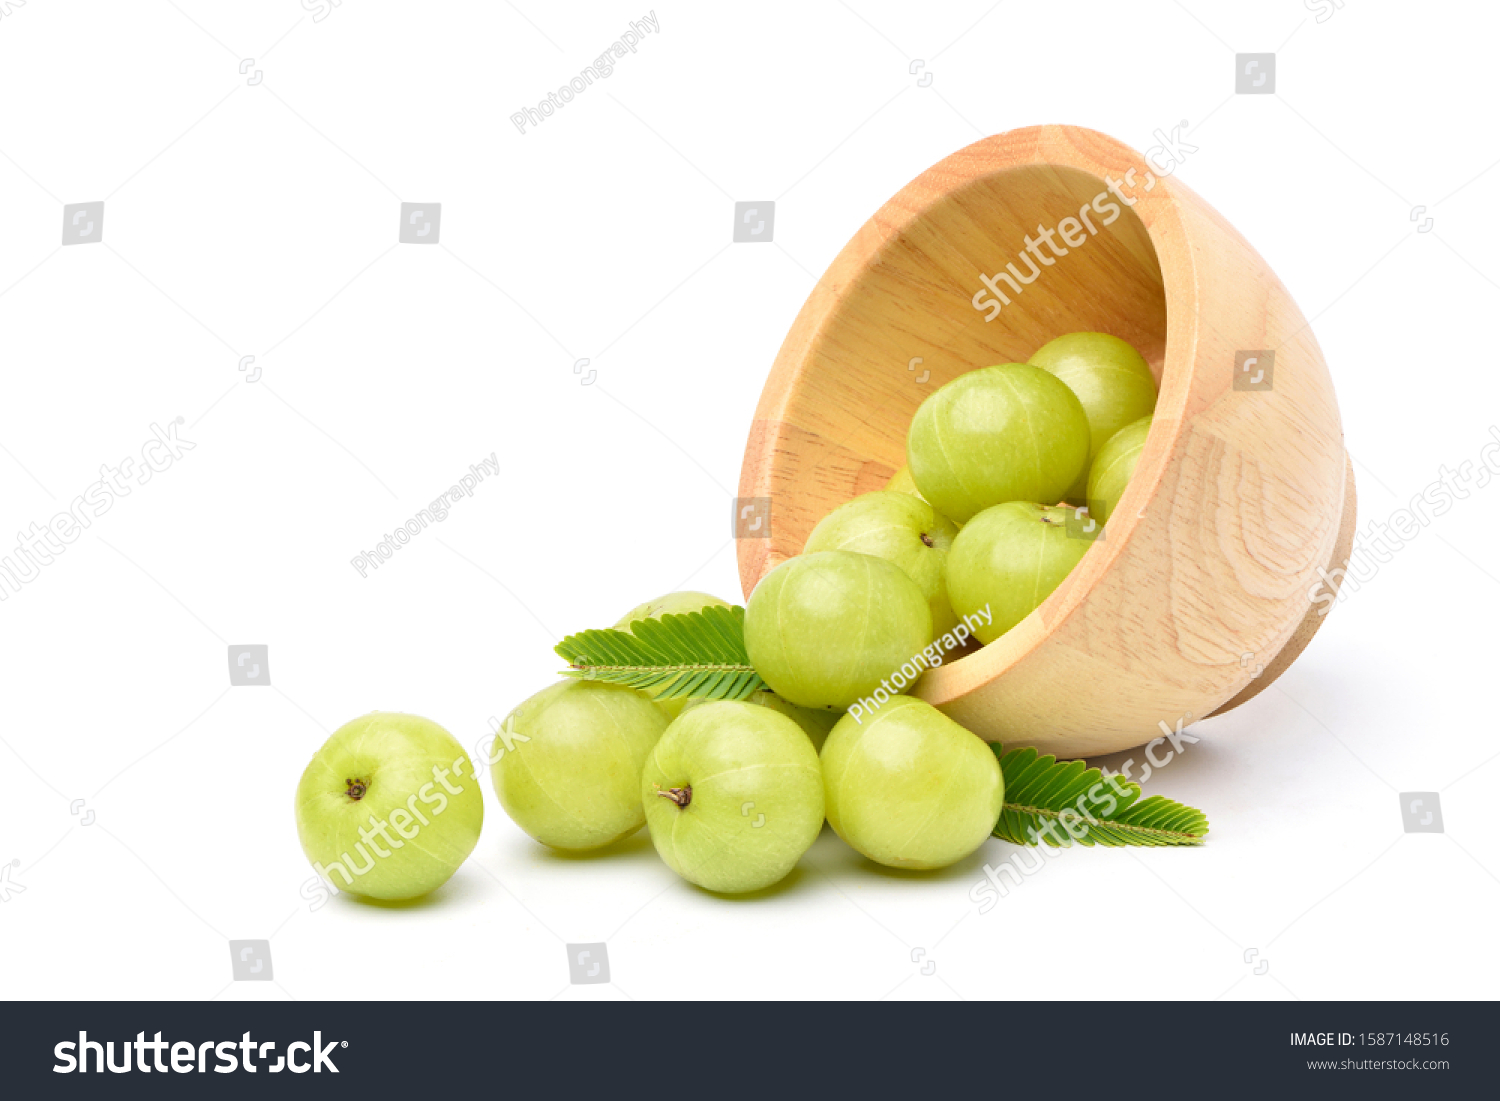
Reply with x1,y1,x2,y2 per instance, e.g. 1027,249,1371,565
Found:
1,0,1497,1001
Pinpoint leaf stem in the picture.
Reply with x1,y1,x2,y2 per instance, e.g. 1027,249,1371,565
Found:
1002,801,1206,843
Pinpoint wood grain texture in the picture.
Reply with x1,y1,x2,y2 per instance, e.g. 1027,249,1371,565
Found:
737,125,1351,757
1208,452,1357,716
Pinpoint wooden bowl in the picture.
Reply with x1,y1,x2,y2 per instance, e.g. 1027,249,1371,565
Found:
737,124,1355,758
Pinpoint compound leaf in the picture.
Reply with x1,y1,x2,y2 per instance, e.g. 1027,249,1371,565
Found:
555,605,767,702
993,745,1209,847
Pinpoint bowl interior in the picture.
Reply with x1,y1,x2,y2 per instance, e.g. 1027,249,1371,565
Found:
766,163,1168,557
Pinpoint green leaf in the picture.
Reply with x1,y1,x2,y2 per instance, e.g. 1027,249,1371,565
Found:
992,745,1209,847
555,605,768,702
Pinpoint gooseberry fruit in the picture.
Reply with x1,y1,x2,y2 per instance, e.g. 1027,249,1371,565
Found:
295,712,485,900
1029,332,1157,502
821,696,1002,870
744,550,932,710
490,680,668,851
1088,414,1152,525
906,363,1090,523
681,688,839,752
641,701,824,894
802,490,960,640
884,464,927,502
944,502,1091,643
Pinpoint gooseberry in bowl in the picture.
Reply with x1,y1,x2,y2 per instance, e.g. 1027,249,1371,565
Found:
944,502,1091,643
906,363,1090,524
1088,414,1152,525
1028,331,1157,502
737,125,1354,757
802,490,960,639
884,464,927,502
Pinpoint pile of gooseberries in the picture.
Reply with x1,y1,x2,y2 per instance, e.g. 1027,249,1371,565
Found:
297,334,1156,898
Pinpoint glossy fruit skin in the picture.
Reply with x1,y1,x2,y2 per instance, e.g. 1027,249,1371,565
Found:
822,696,1002,870
681,689,839,752
906,364,1090,523
614,591,732,720
491,680,668,851
803,490,961,641
1029,332,1157,502
641,701,824,894
884,465,927,502
1088,414,1152,525
944,502,1090,643
744,550,933,710
295,712,485,900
